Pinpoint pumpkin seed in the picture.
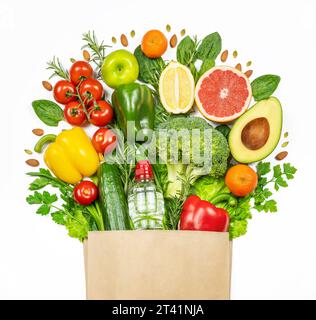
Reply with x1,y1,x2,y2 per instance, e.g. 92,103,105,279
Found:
69,58,76,63
24,149,33,155
284,132,289,138
180,29,186,36
111,36,117,44
130,30,135,38
233,50,238,58
282,141,289,148
246,60,252,67
166,24,171,32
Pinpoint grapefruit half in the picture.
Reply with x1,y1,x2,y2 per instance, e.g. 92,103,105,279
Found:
195,66,252,123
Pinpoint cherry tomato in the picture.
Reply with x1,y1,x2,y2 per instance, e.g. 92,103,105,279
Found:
88,100,114,127
92,128,117,154
79,78,104,106
53,80,76,105
73,180,98,206
69,61,93,85
64,101,87,126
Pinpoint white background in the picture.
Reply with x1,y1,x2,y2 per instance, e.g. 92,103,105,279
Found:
0,0,316,299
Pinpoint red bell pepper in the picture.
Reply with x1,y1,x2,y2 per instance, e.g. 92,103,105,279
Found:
179,195,229,232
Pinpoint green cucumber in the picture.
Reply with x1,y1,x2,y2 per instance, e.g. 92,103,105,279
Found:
98,163,132,230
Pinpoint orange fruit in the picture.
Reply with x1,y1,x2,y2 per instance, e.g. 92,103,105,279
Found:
225,164,258,197
141,30,168,58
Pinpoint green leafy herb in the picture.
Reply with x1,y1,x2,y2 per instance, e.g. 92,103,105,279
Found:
176,35,199,66
134,45,166,90
251,75,281,101
47,56,69,80
32,100,64,127
26,168,105,241
82,31,111,78
196,32,222,61
253,162,297,212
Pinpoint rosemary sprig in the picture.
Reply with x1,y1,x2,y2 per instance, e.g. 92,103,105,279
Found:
82,31,111,78
47,56,70,80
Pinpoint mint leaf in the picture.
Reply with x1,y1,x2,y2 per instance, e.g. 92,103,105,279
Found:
36,204,50,215
51,211,66,225
26,191,43,204
256,162,271,177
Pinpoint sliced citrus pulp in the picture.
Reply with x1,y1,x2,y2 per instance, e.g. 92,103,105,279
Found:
195,66,252,123
159,61,195,114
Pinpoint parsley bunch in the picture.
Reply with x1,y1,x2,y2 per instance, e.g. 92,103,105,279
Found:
26,168,104,241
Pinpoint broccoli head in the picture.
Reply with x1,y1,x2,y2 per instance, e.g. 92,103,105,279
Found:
149,116,230,198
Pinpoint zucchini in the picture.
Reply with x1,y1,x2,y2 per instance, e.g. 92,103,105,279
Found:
98,163,132,230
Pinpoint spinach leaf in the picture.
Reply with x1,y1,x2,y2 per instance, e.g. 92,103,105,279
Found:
32,100,64,126
251,75,281,101
198,58,215,79
176,36,198,66
134,45,165,89
196,32,222,61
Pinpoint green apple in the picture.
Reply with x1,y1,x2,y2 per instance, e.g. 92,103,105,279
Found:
101,49,139,88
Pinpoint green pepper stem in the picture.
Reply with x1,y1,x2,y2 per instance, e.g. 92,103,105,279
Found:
210,193,237,207
34,134,57,153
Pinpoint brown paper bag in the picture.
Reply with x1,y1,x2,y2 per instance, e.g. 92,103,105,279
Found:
84,231,232,300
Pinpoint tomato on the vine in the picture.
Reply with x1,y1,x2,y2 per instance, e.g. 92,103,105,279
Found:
79,78,104,106
73,180,98,206
69,61,93,85
92,128,117,154
53,80,77,104
64,101,87,126
88,100,113,127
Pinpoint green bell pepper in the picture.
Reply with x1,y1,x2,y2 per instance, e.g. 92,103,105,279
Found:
111,83,155,141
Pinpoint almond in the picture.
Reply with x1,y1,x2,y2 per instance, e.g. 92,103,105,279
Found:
83,50,90,61
26,159,39,167
220,50,228,62
235,63,242,71
42,81,52,91
170,34,178,48
120,34,128,47
244,70,253,78
32,128,44,136
275,151,288,161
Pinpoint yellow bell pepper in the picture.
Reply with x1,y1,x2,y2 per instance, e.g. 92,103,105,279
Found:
44,127,99,184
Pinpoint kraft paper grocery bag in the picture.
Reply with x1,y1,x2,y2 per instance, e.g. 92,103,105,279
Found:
84,231,232,300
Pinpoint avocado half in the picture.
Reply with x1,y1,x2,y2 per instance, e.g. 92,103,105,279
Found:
229,97,282,163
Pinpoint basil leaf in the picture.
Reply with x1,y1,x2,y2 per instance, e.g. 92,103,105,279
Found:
198,58,215,79
196,32,222,61
251,75,281,101
134,45,165,89
176,36,197,66
32,100,64,126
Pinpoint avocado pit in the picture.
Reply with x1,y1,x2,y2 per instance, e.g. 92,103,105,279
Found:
241,117,270,150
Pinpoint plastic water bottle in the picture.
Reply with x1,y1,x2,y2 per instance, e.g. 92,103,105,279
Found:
128,160,165,229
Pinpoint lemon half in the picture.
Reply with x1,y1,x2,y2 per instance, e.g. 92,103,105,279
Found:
159,61,195,114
